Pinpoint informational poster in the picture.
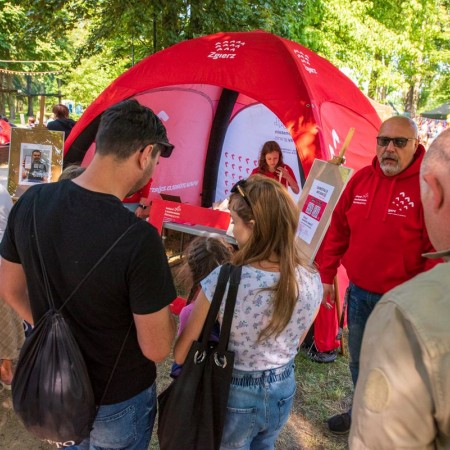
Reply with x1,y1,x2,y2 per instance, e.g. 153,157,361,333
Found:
297,159,353,263
298,179,335,244
217,103,303,203
19,143,52,185
8,127,64,199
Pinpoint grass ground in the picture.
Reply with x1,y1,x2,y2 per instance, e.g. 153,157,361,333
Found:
284,347,353,449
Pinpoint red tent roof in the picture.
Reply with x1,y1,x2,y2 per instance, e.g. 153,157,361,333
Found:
65,30,381,205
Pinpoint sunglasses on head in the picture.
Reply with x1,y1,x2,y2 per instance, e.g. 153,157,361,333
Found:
376,136,416,148
139,142,175,158
230,179,252,210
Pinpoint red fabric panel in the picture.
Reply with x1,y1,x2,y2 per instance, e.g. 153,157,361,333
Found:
314,265,349,352
0,119,11,145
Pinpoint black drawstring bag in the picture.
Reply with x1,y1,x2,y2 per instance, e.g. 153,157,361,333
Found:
12,310,95,447
12,199,135,447
158,263,242,450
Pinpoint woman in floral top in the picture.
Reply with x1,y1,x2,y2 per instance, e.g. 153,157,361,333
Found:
174,175,322,449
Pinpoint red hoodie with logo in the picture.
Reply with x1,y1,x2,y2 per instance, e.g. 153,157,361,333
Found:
319,144,437,294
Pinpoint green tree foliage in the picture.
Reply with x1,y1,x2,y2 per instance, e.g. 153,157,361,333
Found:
1,0,449,116
0,1,75,117
291,0,450,115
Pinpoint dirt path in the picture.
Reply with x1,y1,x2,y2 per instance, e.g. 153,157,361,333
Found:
0,386,51,449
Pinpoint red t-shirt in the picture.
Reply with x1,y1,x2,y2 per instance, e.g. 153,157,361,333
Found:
122,178,152,204
250,164,297,189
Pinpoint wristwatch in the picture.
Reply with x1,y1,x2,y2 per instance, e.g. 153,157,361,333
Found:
137,204,147,210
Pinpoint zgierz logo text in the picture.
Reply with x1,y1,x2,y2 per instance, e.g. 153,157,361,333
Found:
208,52,237,60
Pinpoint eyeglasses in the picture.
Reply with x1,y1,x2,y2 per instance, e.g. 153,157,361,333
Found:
230,179,252,210
376,136,416,148
139,142,175,158
154,142,175,158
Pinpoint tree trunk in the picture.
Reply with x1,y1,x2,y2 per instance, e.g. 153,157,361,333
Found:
7,74,15,120
368,54,382,101
404,77,421,118
0,72,5,116
186,0,202,40
26,75,33,117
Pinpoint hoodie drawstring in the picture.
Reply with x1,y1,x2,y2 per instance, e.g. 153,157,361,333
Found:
365,177,379,219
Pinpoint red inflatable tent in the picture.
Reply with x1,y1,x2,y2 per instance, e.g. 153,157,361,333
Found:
65,30,382,354
65,30,380,206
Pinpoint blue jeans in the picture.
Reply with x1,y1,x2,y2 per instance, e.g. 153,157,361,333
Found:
347,283,383,388
220,360,296,450
67,383,157,450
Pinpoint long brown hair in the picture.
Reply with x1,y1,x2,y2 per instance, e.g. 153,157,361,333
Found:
258,140,284,172
230,175,312,340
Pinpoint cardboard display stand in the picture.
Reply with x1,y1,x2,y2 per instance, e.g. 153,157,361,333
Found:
297,128,355,356
297,159,353,264
8,128,64,199
7,97,64,199
297,128,355,264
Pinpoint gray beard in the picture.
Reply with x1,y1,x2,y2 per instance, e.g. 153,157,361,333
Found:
380,156,400,176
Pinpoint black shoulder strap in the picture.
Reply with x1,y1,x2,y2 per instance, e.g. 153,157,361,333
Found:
32,197,138,312
216,265,242,354
199,263,242,352
199,263,232,346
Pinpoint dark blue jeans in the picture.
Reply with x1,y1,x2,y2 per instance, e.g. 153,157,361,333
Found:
68,383,157,450
347,283,383,388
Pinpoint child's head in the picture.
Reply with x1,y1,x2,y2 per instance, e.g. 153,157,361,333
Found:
58,164,85,181
52,103,70,119
176,236,233,303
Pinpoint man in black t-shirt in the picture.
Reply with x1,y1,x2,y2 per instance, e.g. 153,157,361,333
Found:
0,99,177,449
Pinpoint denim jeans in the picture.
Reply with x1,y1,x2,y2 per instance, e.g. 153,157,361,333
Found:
347,283,383,388
67,383,157,450
220,360,296,450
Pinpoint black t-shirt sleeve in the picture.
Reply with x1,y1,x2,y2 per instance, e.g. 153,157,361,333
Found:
127,222,176,314
0,200,22,263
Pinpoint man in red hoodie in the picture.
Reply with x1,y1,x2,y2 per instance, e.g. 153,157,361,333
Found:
320,116,437,434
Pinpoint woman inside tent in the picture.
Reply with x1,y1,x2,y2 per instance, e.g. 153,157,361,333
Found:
250,140,300,194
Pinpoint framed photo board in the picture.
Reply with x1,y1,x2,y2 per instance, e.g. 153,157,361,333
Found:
7,127,64,199
297,159,353,264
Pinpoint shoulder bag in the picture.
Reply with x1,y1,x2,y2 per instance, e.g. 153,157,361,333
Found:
158,263,242,450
